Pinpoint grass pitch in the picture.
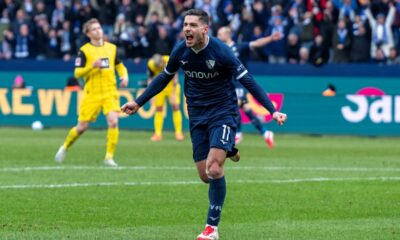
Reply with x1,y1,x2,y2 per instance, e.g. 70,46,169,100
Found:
0,127,399,240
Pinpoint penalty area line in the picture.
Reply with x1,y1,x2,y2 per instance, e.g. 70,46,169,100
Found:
1,177,400,189
1,165,400,173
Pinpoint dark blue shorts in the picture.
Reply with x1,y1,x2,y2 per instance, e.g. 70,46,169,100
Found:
189,109,237,162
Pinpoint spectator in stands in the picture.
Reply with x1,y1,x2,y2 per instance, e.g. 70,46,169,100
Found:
310,34,330,66
33,14,48,59
45,28,61,59
0,0,399,66
372,47,387,64
145,0,166,25
93,0,117,38
196,0,217,24
266,15,287,64
114,13,128,40
32,0,50,23
318,0,336,50
236,8,255,42
118,0,134,21
285,0,306,28
250,25,268,61
365,3,396,59
153,26,174,55
22,0,34,18
59,20,74,61
81,4,97,24
0,9,11,59
51,0,68,30
386,47,400,64
332,18,351,63
298,12,315,48
251,0,268,30
335,0,356,21
350,18,370,62
132,0,149,18
286,32,300,63
69,0,84,36
146,11,161,47
5,23,35,59
2,0,18,21
12,9,30,35
299,46,310,64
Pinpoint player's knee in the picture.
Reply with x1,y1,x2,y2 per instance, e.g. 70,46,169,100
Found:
108,119,118,128
155,106,163,112
207,162,223,179
76,123,89,133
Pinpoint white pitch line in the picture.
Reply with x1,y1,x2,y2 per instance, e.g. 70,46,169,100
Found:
1,177,400,189
1,165,400,172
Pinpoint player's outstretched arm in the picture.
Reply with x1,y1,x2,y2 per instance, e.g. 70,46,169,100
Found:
250,32,282,49
239,72,276,114
239,72,287,125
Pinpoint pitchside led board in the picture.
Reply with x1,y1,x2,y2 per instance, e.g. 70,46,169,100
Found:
0,62,399,136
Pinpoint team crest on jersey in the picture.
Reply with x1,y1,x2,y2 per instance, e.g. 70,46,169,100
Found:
100,58,110,68
237,64,244,72
206,59,215,69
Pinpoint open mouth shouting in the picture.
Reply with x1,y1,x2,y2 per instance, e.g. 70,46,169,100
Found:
185,34,194,46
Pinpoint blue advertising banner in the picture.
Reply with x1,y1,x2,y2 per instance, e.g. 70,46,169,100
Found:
0,61,399,136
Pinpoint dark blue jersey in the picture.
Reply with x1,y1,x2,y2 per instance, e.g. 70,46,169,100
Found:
135,36,276,117
228,41,252,90
164,37,247,108
228,41,251,67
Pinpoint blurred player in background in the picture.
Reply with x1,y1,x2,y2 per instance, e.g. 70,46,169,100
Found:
121,9,287,240
147,53,184,141
217,26,281,147
55,18,129,167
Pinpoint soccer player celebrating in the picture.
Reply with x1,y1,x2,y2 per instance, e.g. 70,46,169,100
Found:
55,18,129,167
147,53,184,142
121,9,287,240
217,26,281,147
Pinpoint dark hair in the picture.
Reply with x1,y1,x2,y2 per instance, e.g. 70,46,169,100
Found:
184,9,209,25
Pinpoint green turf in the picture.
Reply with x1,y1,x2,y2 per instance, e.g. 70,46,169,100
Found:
0,127,399,239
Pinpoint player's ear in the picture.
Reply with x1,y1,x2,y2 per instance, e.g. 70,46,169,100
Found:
203,25,209,34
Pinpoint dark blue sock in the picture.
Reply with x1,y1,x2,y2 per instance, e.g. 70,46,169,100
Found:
206,176,226,226
244,110,266,135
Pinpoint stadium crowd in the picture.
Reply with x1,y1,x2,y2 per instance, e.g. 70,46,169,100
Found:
1,0,400,65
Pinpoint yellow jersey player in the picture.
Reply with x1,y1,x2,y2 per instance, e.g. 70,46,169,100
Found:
55,18,129,167
147,54,184,141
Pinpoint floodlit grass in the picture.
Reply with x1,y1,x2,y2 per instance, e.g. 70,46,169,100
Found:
0,127,399,239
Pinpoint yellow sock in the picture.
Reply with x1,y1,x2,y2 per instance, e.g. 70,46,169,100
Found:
63,127,79,150
173,110,183,134
154,111,164,136
106,127,118,160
